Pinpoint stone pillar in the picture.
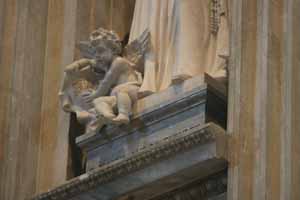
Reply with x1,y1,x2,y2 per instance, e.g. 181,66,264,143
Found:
36,0,76,193
227,0,300,199
0,1,48,199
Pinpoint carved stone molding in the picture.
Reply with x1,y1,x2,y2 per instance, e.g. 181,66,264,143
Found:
31,123,226,200
150,172,227,200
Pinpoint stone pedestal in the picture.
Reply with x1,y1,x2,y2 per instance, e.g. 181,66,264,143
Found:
77,76,208,171
31,75,228,200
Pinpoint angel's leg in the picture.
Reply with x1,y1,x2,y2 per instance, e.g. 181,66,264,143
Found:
113,91,131,124
75,109,105,135
93,96,117,121
76,110,94,124
111,84,139,124
85,116,105,135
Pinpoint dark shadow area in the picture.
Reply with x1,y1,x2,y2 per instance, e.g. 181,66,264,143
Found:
68,113,85,178
204,73,228,130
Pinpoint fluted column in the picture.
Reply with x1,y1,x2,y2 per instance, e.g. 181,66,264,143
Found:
227,0,300,199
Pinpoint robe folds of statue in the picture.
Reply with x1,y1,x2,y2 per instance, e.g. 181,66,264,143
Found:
129,0,229,95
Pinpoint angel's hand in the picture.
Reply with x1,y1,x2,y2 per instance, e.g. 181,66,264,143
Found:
65,62,80,74
65,59,94,75
80,90,96,106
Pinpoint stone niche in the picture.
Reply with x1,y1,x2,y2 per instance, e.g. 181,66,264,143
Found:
31,74,228,200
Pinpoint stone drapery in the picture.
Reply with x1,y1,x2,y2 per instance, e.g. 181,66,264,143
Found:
129,0,229,94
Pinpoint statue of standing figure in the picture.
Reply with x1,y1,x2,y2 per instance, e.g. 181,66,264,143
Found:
59,28,150,135
129,0,229,95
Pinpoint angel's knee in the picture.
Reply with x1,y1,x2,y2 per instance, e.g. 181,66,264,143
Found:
93,96,116,106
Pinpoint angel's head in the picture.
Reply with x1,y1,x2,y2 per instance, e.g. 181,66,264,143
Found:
91,28,122,71
78,28,122,73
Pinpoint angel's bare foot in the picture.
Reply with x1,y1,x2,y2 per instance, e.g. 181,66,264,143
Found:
85,118,104,135
101,110,116,121
113,113,130,125
93,96,117,121
76,111,95,124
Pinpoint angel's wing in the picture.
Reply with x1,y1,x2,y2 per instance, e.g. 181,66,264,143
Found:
77,41,96,59
123,29,150,71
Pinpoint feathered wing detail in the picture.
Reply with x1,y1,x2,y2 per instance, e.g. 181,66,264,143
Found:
123,29,150,72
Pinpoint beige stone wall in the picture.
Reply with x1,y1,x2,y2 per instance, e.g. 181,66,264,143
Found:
0,0,299,200
0,0,135,199
227,0,300,199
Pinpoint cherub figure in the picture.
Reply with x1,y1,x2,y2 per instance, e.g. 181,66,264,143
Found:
59,28,150,134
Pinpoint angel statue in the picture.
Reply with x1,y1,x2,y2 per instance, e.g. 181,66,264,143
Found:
59,28,150,135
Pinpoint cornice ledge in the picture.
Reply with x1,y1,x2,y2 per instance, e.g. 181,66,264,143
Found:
31,123,225,200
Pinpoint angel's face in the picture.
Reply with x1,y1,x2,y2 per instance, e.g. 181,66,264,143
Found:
93,43,114,72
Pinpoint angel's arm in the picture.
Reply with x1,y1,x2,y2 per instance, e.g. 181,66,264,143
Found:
64,58,95,74
93,57,129,98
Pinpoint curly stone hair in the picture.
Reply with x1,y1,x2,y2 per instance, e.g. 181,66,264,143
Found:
89,28,122,56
